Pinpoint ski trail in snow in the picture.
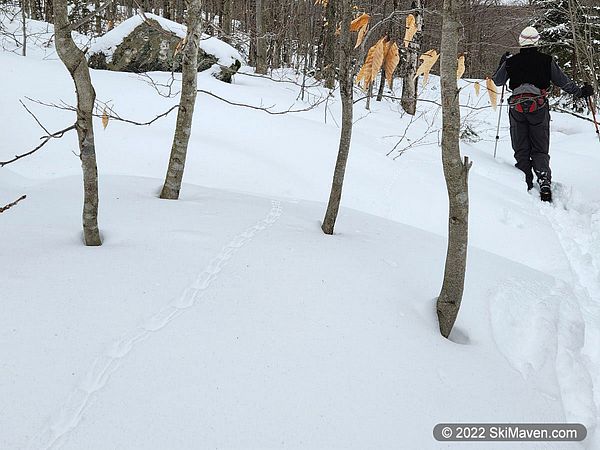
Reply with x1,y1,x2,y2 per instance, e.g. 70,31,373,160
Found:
539,186,600,448
29,200,283,450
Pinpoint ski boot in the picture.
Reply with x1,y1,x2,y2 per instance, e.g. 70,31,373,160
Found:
539,179,552,203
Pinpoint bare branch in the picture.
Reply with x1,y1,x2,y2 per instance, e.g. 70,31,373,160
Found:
197,89,328,115
0,195,26,213
0,123,76,167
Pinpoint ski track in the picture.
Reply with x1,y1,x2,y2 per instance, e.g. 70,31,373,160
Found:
28,200,283,450
540,186,600,448
489,184,600,449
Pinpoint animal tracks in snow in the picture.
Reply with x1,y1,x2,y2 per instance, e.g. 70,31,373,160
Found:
29,200,283,450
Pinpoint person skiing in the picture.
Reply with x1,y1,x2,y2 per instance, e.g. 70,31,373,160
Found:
493,26,594,202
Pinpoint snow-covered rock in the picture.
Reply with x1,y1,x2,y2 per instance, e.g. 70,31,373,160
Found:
88,14,242,82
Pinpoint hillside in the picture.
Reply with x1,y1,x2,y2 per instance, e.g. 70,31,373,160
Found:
1,15,599,450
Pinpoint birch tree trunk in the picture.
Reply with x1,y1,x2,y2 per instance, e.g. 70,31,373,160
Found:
322,0,353,235
401,0,423,115
160,0,202,200
436,0,472,338
255,0,267,74
53,0,102,246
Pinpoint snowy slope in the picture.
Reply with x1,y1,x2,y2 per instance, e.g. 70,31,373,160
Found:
2,15,600,450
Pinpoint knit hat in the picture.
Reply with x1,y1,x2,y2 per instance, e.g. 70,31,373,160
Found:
519,26,540,47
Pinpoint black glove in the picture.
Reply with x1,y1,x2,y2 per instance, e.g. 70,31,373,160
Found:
499,51,512,66
580,83,594,98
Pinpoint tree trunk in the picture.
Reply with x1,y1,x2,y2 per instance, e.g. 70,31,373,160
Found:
401,0,423,115
436,0,471,338
160,0,202,200
322,0,336,89
222,0,232,42
53,0,102,246
376,68,386,101
255,0,267,74
21,0,27,56
322,0,353,235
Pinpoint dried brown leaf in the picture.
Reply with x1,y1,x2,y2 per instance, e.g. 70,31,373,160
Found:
384,41,400,88
486,77,497,110
474,81,480,96
102,109,109,130
354,23,369,48
403,14,417,48
457,54,465,79
414,49,439,86
355,38,385,89
350,13,370,32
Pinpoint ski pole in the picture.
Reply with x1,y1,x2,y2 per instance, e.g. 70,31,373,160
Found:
587,96,600,144
494,83,506,159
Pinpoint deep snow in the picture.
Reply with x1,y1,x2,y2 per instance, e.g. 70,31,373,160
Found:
2,14,600,450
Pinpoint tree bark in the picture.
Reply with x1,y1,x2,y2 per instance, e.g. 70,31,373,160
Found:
436,0,471,338
401,0,423,115
255,0,267,74
53,0,102,246
322,0,353,235
160,0,202,200
221,0,232,42
322,0,336,89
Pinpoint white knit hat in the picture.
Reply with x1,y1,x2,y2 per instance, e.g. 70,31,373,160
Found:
519,26,540,47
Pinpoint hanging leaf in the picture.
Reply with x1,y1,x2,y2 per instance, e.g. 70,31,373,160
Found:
350,13,370,32
356,37,386,90
403,14,418,48
102,109,109,130
384,41,400,88
174,37,186,58
354,22,369,48
457,54,465,79
474,81,480,96
414,49,439,86
486,77,497,110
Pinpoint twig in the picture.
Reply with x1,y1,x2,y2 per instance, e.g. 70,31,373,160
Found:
197,89,327,115
0,195,26,213
0,124,76,167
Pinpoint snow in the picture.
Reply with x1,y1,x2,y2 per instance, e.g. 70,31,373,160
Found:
88,13,243,66
2,15,600,450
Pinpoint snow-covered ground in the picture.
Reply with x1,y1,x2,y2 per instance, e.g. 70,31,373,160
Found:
2,15,600,450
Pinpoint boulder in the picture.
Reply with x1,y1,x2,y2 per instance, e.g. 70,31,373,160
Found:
88,14,242,82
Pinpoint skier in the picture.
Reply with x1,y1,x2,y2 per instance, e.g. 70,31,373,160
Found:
493,26,594,202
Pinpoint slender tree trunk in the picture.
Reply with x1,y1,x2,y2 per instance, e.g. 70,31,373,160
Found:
376,68,386,101
255,0,267,74
322,0,353,235
53,0,102,246
322,0,336,89
221,0,232,42
160,0,202,200
21,0,26,56
401,0,423,115
436,0,472,338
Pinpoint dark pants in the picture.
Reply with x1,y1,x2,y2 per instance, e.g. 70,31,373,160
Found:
509,104,551,188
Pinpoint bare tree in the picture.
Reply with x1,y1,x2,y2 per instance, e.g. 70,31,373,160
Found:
160,0,202,200
54,0,102,246
322,0,353,235
436,0,472,338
